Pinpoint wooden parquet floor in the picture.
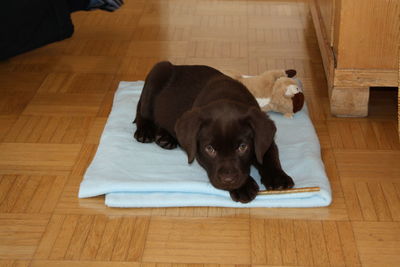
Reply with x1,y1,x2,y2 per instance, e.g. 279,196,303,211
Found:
0,0,399,266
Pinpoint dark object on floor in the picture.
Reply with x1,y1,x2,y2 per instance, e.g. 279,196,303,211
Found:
0,0,123,60
134,61,294,203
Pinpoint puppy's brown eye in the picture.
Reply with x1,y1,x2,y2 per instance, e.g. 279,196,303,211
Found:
205,145,217,157
237,143,248,153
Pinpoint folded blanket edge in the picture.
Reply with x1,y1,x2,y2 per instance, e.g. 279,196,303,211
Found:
104,188,332,208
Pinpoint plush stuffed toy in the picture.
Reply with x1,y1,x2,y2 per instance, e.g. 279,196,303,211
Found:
223,69,305,118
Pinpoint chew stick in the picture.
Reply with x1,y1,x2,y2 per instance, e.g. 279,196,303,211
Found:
258,186,320,195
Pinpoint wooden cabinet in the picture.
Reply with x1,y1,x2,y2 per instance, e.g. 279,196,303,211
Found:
310,0,399,116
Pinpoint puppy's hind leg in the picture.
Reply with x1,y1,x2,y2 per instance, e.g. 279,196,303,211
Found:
134,61,173,143
134,99,156,143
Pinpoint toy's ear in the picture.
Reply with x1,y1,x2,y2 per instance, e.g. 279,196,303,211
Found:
292,92,305,113
285,69,297,78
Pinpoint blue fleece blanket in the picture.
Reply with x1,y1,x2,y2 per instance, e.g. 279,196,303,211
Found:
78,81,332,207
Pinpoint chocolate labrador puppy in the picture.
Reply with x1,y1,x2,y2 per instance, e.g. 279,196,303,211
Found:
134,61,294,203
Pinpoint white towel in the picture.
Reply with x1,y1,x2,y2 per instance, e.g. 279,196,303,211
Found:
79,81,332,208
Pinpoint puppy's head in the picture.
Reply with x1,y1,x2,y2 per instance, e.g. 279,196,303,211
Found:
175,102,276,191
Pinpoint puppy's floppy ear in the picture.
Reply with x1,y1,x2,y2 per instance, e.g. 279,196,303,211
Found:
175,108,203,164
246,107,277,164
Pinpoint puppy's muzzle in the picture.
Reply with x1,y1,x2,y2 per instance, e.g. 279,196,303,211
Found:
216,167,244,190
219,172,238,185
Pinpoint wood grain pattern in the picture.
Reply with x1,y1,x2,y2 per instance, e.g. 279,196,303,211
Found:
0,260,31,267
0,175,66,214
35,215,149,261
0,143,81,175
0,214,49,259
353,221,400,266
315,0,334,46
309,0,335,90
334,69,399,87
143,217,251,264
0,0,399,266
337,0,399,70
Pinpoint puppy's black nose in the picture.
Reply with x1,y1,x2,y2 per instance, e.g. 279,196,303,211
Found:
221,175,234,183
219,171,238,184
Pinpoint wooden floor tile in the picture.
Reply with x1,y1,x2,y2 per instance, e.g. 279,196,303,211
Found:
195,0,247,16
0,72,46,93
187,40,247,58
132,26,192,42
0,214,49,259
251,218,360,266
59,39,131,57
353,221,400,266
142,217,250,264
249,42,321,60
342,180,400,222
117,57,186,76
30,261,140,267
35,215,149,262
138,14,196,28
184,58,249,74
84,118,107,144
335,150,400,181
0,143,81,175
0,260,31,267
193,15,248,31
314,122,332,149
22,93,104,117
127,41,188,58
38,73,114,94
0,116,17,142
16,55,123,74
328,120,400,150
0,91,37,116
4,116,93,144
0,175,66,214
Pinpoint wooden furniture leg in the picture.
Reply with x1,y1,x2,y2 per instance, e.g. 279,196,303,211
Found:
330,86,370,117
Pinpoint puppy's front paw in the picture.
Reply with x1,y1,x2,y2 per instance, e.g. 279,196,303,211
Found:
229,177,259,203
155,129,178,149
134,120,156,143
263,171,294,190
